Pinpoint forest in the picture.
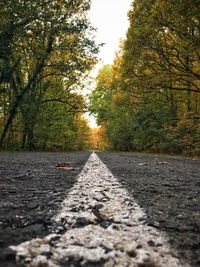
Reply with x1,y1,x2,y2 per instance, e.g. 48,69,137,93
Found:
91,0,200,155
0,0,97,150
0,0,200,155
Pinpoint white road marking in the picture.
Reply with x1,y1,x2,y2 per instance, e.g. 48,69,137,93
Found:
10,152,189,267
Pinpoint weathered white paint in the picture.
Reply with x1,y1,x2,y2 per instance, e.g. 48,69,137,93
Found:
10,153,189,267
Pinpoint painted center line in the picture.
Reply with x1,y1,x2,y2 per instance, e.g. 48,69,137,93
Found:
11,153,189,267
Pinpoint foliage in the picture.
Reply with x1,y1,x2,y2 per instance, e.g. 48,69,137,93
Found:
90,0,200,155
0,0,98,150
90,126,111,150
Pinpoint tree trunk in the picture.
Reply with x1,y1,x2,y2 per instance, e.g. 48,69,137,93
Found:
21,127,27,150
27,127,35,150
0,35,53,147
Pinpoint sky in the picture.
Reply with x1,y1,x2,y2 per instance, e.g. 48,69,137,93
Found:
86,0,132,127
89,0,132,74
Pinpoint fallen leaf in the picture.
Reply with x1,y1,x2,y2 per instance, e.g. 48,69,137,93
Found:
56,162,72,168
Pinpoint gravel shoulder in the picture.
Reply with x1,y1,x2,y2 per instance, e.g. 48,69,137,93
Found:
97,151,200,267
0,151,91,267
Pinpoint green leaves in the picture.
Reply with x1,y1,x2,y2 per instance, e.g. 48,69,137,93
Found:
89,0,200,155
0,0,98,149
123,0,200,94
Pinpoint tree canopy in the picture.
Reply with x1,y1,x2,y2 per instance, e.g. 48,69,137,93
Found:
1,0,200,154
90,0,200,155
0,0,98,150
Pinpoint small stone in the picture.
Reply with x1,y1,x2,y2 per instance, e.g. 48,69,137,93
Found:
138,217,147,224
112,224,119,230
100,197,110,202
55,225,66,234
127,250,137,258
49,235,61,244
103,187,110,192
138,162,149,166
147,240,155,247
100,220,113,229
158,161,168,165
66,218,74,225
123,215,129,219
41,251,53,259
75,217,90,226
94,203,104,210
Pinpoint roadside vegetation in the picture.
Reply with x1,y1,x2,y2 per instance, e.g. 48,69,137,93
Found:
90,0,200,156
0,0,97,150
1,0,200,155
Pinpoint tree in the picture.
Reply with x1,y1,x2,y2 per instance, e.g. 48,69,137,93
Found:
90,65,114,124
0,0,98,149
90,0,200,155
119,0,200,154
123,0,200,92
90,59,135,151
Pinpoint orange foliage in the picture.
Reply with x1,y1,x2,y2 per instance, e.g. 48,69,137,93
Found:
90,126,110,150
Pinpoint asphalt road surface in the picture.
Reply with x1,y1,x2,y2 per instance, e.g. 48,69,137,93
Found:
0,151,199,267
97,152,200,267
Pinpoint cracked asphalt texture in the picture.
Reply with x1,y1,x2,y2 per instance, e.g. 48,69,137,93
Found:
0,152,90,267
0,151,199,267
97,152,200,267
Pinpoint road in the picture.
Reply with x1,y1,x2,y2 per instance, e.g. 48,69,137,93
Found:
0,151,199,267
